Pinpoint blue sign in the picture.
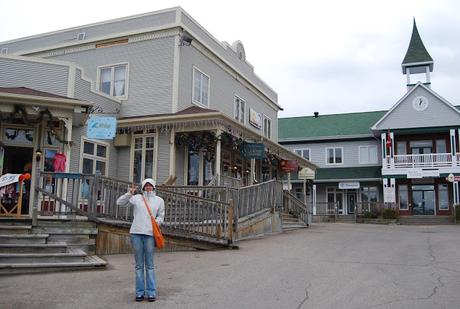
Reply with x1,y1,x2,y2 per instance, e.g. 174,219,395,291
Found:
87,116,117,139
241,143,265,160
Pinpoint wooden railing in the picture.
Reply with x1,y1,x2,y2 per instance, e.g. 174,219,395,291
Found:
314,202,338,217
34,172,234,244
208,174,242,188
237,180,283,218
283,191,309,225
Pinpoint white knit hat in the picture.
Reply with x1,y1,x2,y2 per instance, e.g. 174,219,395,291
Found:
141,178,156,190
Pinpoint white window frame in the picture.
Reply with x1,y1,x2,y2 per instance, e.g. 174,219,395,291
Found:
325,147,344,165
129,131,158,183
234,95,245,124
79,137,109,175
96,62,129,98
192,66,210,107
293,148,310,160
263,115,272,139
359,145,378,164
1,47,8,55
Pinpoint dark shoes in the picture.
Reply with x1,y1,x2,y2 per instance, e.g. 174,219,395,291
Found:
147,296,156,302
135,295,144,302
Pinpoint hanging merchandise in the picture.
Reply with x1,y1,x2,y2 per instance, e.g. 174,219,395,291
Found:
53,152,67,172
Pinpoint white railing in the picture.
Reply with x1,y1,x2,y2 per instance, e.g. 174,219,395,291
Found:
388,153,454,169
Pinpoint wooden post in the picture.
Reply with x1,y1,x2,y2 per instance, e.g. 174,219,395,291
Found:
215,129,221,185
169,128,176,178
16,179,23,217
227,199,234,244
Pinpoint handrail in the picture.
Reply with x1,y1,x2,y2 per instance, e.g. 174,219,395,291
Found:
283,191,309,225
386,153,454,168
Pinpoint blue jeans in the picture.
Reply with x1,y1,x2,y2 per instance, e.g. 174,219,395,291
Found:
131,234,156,297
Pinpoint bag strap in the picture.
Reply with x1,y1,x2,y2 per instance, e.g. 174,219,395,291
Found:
141,195,157,223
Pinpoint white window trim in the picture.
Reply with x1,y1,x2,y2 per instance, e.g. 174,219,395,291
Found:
325,147,344,165
359,145,378,164
263,114,272,139
192,66,210,108
79,137,110,175
293,148,311,161
234,95,245,124
96,62,129,99
129,131,158,183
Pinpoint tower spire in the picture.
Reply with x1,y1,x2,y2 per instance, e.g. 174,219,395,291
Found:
401,19,434,88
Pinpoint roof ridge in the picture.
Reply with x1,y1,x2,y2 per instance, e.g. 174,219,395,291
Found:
280,109,387,120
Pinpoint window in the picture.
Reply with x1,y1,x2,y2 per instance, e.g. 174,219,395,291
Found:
98,63,128,97
396,141,407,155
361,187,378,204
192,67,209,107
398,185,409,210
439,184,449,210
1,48,7,55
436,139,447,153
263,116,272,139
132,134,156,183
359,146,378,164
326,147,343,165
294,148,310,160
81,139,108,175
234,96,245,123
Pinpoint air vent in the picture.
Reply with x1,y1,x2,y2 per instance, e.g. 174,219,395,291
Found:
1,48,8,55
77,32,86,41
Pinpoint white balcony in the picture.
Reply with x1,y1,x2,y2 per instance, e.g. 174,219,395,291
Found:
384,153,458,169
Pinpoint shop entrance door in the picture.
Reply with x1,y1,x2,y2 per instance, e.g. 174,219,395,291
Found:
1,146,33,214
347,190,357,214
411,185,435,215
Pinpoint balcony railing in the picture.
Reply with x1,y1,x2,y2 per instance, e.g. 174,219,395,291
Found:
385,153,457,169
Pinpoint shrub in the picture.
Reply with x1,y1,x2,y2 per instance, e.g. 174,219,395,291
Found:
362,211,378,219
382,208,399,220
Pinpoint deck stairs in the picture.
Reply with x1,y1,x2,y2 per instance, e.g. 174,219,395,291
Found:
282,212,308,232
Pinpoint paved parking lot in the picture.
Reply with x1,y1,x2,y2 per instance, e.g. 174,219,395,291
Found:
1,223,460,309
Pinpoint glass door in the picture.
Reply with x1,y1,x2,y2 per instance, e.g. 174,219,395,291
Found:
347,190,356,214
411,185,435,215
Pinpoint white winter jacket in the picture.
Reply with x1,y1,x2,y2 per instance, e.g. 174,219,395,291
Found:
116,191,165,236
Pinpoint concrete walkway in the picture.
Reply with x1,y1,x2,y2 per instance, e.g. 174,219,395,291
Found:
1,223,460,309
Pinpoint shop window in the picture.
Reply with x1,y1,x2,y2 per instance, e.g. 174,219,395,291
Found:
439,184,449,210
398,185,409,210
81,139,108,176
132,135,155,184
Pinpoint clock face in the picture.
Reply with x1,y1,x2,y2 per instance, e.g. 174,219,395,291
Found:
412,96,429,111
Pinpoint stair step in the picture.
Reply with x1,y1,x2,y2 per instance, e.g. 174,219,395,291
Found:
0,234,49,244
0,249,86,263
0,255,107,275
0,242,67,253
0,225,32,234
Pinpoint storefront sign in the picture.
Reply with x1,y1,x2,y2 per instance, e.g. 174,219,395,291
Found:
298,167,315,180
447,173,460,182
249,108,262,129
87,116,117,139
279,160,298,172
0,173,20,188
241,143,265,159
407,169,440,179
338,182,360,189
383,186,396,203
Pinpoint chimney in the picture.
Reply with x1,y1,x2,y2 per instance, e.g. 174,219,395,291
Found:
314,112,319,118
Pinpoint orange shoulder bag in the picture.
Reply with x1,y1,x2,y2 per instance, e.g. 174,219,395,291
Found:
142,195,165,250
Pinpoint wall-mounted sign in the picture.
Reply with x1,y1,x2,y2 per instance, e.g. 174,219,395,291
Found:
279,160,298,172
249,108,262,129
0,173,21,188
383,186,396,203
407,169,439,179
298,167,315,180
241,143,265,160
87,116,117,139
338,182,360,189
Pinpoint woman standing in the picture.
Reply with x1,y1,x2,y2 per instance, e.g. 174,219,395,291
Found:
117,178,165,302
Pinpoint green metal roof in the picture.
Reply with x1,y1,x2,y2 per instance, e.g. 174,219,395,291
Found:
285,166,381,182
402,20,433,66
279,110,386,140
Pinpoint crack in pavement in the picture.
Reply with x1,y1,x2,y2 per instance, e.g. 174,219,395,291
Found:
295,283,311,309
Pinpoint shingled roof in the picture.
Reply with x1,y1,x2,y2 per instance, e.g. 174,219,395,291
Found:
402,19,433,72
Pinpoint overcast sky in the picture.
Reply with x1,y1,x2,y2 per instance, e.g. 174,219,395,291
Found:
1,0,459,117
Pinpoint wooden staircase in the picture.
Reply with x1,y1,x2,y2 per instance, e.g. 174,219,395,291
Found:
282,212,308,232
398,215,454,225
0,217,106,275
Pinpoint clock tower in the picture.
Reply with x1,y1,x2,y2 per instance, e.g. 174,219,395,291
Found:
401,19,434,90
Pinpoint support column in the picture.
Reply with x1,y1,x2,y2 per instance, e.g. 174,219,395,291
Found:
389,131,395,168
450,129,457,166
250,159,255,185
168,128,176,178
60,117,72,214
453,181,459,205
215,129,221,185
312,184,317,215
381,132,387,167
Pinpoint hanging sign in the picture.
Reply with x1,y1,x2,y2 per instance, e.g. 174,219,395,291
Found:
298,167,315,180
279,160,298,172
0,174,21,188
241,143,265,159
87,116,117,139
